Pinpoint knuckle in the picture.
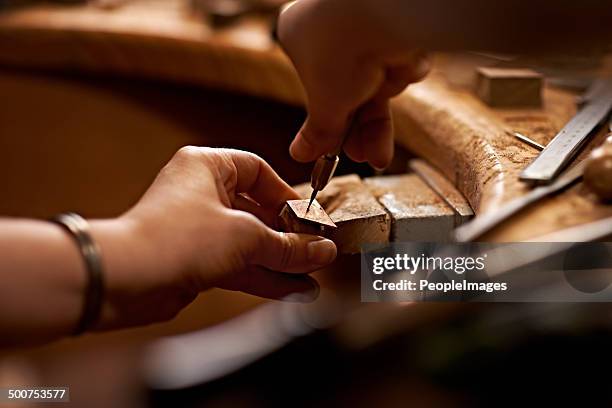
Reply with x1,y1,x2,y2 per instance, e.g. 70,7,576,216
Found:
220,148,263,167
243,150,264,162
166,146,219,179
205,148,240,175
175,147,233,179
176,145,201,160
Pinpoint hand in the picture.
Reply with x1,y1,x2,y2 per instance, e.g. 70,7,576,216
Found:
96,147,337,329
278,0,430,169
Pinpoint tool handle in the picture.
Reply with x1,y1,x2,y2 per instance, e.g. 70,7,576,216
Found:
311,154,339,191
310,109,360,192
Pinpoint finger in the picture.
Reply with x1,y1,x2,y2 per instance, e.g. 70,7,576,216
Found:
358,99,394,170
222,265,320,302
214,149,300,212
233,194,278,229
343,120,367,163
237,213,337,273
344,100,394,168
377,66,417,99
260,231,337,273
290,103,353,163
376,52,431,99
243,217,337,272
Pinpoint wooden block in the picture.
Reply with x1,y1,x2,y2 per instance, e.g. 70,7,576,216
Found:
475,67,543,107
278,199,337,236
294,175,390,254
365,174,467,242
409,159,474,218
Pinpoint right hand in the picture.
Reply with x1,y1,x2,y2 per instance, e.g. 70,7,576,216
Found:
278,0,430,170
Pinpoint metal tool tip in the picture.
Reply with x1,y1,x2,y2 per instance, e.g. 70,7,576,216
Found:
306,190,318,213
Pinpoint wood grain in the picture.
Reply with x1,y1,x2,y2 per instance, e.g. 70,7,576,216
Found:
278,199,337,236
365,174,466,242
294,175,390,254
409,159,474,218
392,67,612,240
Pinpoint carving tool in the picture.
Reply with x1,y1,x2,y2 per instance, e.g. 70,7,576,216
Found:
526,215,612,242
307,150,340,213
455,161,586,242
306,115,357,212
520,78,612,184
508,131,545,151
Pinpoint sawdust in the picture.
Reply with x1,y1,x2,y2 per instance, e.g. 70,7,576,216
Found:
392,65,609,240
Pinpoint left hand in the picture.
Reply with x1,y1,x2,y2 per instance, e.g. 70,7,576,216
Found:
94,147,337,329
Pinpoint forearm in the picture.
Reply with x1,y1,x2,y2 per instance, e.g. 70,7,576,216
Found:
0,219,86,344
0,218,157,346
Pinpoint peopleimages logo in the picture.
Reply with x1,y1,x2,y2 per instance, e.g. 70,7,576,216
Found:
369,252,506,295
372,253,487,275
361,242,612,302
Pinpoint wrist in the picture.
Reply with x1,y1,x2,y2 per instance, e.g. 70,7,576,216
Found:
86,218,136,330
88,217,190,330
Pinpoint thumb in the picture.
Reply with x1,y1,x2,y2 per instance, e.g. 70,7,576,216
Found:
247,221,337,273
290,104,352,163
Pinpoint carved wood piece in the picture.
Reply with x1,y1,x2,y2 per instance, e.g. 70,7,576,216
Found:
278,199,336,236
294,175,390,254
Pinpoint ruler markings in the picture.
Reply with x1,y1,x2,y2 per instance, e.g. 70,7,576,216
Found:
519,79,612,184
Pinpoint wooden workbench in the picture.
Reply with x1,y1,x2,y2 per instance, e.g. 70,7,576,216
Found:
2,0,609,241
0,2,611,405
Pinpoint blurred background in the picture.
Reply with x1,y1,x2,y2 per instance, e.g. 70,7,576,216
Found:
1,1,611,407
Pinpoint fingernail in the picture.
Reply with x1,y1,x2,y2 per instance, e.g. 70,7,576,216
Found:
286,284,320,303
307,238,337,265
304,283,320,302
300,284,320,302
370,162,388,172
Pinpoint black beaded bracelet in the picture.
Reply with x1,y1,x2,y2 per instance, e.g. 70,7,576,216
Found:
53,213,105,335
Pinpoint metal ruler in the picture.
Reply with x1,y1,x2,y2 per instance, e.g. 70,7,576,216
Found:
519,79,612,184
